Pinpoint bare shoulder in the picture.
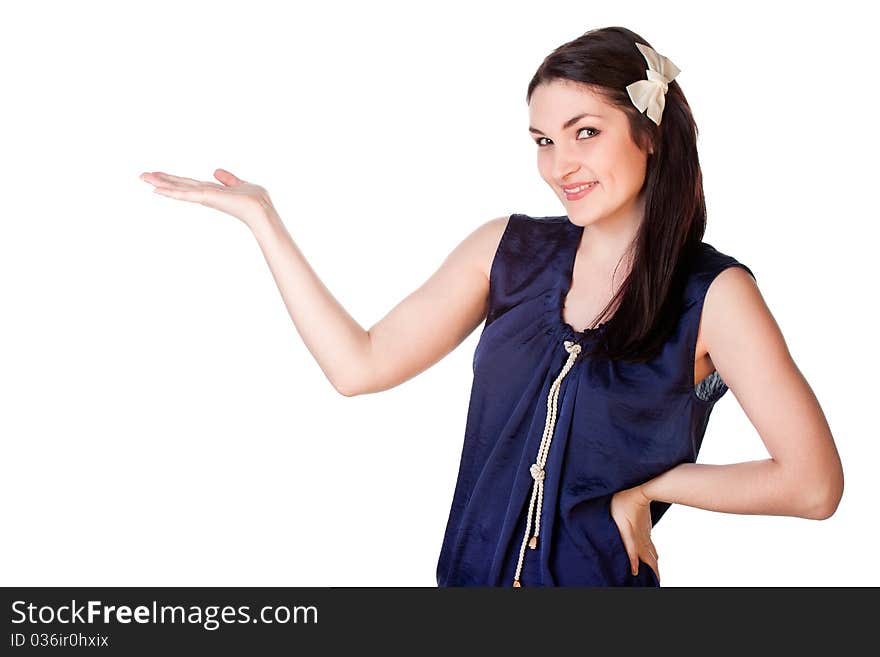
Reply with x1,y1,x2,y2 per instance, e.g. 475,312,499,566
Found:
466,214,511,281
704,265,762,323
698,264,772,360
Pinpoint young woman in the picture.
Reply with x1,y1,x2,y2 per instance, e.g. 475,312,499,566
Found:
140,26,843,587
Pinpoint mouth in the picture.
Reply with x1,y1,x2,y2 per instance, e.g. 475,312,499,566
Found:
562,181,598,200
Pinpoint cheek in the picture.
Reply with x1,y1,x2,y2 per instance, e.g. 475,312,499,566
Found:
536,155,552,182
601,160,642,196
623,150,649,187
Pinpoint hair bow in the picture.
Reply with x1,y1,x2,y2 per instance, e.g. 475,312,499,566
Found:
625,42,681,126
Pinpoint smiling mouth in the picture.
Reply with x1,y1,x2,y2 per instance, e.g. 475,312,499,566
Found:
562,182,597,194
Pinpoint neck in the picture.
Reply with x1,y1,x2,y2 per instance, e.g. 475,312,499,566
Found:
577,193,645,272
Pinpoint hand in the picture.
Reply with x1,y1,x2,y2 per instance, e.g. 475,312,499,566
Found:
140,168,278,229
610,484,660,583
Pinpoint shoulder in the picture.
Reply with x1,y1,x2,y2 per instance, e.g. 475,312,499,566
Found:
683,242,757,311
467,215,511,281
470,213,570,280
687,242,766,357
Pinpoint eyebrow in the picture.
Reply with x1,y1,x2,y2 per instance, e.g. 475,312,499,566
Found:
528,112,603,135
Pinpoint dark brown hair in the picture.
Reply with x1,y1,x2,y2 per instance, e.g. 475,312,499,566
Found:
526,26,706,363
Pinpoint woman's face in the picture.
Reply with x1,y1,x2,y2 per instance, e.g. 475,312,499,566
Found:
528,79,652,228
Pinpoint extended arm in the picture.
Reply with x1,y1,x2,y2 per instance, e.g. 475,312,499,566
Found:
250,209,508,396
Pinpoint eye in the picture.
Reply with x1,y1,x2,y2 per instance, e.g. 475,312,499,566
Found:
535,126,599,147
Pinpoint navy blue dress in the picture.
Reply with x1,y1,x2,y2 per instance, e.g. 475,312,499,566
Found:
435,213,756,587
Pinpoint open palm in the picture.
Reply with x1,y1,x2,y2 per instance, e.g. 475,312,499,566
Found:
140,168,277,228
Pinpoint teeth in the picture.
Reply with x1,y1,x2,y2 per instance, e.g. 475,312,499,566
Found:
565,182,596,194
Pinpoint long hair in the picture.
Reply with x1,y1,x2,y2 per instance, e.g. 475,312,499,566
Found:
526,26,706,364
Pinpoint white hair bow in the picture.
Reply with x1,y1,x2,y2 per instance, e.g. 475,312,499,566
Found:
626,42,681,126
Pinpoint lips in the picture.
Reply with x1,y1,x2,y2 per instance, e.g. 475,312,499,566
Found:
562,181,597,192
563,181,598,201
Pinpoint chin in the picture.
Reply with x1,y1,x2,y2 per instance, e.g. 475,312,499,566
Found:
563,208,602,228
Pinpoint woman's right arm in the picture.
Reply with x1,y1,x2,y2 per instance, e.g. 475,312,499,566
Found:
140,167,507,397
250,210,509,396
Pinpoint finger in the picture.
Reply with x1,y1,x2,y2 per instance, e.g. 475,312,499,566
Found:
152,186,208,203
640,538,661,581
141,174,224,193
214,168,245,186
644,554,660,583
152,172,205,186
618,527,639,576
144,172,216,188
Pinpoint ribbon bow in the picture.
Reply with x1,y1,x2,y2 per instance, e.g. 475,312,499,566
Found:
625,42,681,126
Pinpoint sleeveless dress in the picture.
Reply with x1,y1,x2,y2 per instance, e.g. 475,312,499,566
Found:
435,213,756,587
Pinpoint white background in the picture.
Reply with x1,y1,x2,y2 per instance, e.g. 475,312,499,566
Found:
1,0,875,586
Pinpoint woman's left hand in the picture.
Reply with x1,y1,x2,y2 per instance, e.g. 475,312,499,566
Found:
610,484,660,583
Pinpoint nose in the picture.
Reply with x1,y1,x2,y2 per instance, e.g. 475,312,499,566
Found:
550,147,583,185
